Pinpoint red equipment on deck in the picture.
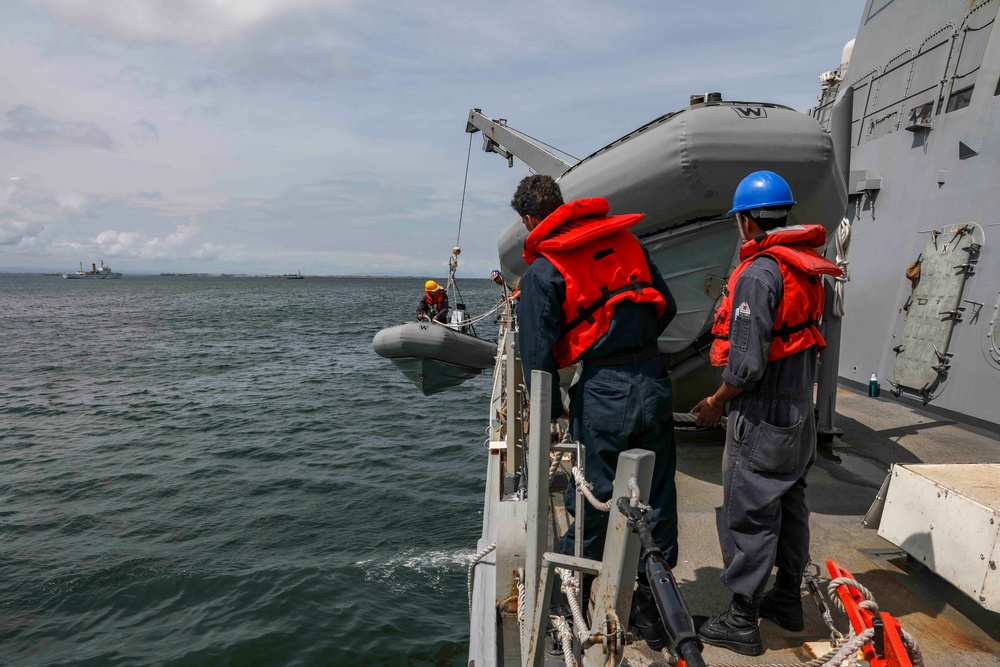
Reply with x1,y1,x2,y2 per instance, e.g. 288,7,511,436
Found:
827,559,914,667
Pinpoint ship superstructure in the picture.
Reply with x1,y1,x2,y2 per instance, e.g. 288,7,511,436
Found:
809,0,1000,431
62,260,122,279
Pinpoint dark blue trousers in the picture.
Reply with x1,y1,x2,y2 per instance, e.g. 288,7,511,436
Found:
559,358,678,568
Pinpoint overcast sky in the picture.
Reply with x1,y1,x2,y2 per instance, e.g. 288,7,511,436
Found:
0,0,866,276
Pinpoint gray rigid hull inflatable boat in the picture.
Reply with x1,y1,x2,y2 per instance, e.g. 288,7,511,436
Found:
493,99,847,408
373,322,497,396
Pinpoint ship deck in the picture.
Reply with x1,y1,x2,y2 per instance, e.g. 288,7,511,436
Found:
618,386,1000,666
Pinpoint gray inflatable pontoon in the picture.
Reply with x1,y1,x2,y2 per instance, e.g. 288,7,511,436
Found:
373,322,497,395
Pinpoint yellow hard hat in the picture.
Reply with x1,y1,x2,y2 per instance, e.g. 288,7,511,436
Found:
425,280,440,292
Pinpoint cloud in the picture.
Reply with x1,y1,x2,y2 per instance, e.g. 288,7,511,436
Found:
36,0,354,44
0,178,53,247
133,119,159,147
91,219,207,258
0,219,45,247
2,175,80,224
0,106,116,150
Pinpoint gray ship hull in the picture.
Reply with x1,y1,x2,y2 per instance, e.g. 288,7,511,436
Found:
466,3,1000,666
810,0,1000,431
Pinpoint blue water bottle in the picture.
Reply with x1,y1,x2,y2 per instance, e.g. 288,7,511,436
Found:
868,372,880,398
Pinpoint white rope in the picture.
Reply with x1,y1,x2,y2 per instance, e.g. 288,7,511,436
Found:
467,542,496,614
557,567,592,641
548,453,564,484
832,216,851,317
901,627,926,667
571,466,612,512
819,628,875,667
707,630,872,667
826,575,924,667
551,615,577,667
516,569,527,659
463,300,504,326
426,300,501,331
707,573,919,667
827,576,878,616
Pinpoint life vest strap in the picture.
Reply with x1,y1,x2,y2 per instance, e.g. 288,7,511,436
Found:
581,346,660,368
561,280,655,336
713,317,818,341
773,317,818,341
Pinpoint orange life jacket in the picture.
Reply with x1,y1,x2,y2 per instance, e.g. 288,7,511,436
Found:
424,289,446,315
710,225,843,367
523,198,667,368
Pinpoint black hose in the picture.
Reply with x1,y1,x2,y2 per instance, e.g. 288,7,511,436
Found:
617,497,705,665
677,638,707,667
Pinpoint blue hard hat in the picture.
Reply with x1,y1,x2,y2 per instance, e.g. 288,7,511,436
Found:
727,170,796,216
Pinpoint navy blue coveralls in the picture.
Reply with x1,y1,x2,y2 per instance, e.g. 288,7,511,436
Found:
416,291,450,323
519,243,679,567
718,257,817,599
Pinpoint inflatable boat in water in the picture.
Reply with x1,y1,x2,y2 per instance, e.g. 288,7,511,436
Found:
373,322,497,396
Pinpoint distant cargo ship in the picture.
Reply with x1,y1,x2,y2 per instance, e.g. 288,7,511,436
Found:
63,261,122,279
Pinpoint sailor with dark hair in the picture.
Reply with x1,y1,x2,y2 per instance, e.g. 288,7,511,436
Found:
510,173,679,650
691,171,843,656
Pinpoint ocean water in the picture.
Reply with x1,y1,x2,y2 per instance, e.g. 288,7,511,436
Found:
0,275,501,666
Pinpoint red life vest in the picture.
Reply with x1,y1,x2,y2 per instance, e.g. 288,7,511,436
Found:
710,225,843,368
523,198,667,368
424,289,446,315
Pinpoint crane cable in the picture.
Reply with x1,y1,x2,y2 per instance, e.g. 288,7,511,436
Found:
445,132,476,334
456,131,474,249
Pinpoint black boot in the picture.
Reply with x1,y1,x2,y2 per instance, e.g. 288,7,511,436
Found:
630,577,669,651
697,594,763,656
759,579,804,632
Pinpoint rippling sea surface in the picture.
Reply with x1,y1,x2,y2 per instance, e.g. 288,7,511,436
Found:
1,275,501,666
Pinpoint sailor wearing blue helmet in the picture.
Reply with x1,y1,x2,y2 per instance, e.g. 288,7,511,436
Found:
692,171,842,656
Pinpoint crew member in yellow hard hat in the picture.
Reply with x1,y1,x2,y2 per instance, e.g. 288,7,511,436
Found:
416,280,450,323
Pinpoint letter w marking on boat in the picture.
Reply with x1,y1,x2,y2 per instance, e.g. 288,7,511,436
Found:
732,106,767,119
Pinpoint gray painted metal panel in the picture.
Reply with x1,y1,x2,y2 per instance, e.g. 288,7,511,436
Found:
811,0,1000,429
893,225,979,394
878,463,1000,612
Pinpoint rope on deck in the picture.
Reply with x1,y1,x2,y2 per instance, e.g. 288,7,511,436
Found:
827,575,925,667
703,629,871,667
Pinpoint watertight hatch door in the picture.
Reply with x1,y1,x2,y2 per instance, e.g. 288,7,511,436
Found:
893,225,978,394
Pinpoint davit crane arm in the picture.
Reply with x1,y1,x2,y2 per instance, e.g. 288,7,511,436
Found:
465,109,574,177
